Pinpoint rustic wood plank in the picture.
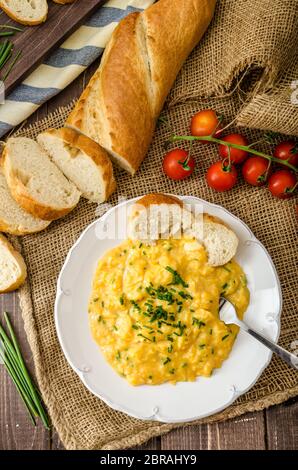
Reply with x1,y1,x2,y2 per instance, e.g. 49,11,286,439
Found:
1,0,107,96
266,399,298,450
0,291,50,450
161,412,266,450
161,425,209,450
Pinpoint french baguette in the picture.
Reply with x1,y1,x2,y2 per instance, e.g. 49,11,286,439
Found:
66,0,217,174
0,233,27,293
0,168,50,235
3,137,81,221
0,0,48,25
37,128,116,204
129,193,238,267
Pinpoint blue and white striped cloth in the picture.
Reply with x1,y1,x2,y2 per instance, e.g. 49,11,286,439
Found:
0,0,154,138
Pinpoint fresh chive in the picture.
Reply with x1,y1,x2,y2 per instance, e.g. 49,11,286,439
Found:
0,313,50,430
223,266,231,273
119,293,125,305
169,368,175,374
222,334,229,341
0,31,15,37
93,297,99,302
168,344,173,353
130,300,141,311
116,351,121,360
137,333,152,342
132,324,140,330
165,266,188,288
163,357,171,365
199,344,206,349
192,318,206,328
0,24,23,32
209,329,213,335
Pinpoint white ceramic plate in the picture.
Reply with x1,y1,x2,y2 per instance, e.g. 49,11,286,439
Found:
55,196,282,423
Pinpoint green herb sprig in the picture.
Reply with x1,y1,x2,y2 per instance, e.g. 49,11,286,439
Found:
0,25,22,81
0,312,50,429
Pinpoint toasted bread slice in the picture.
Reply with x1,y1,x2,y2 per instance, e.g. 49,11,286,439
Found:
0,168,50,235
129,193,239,266
3,137,81,221
0,0,48,25
0,233,27,293
37,128,116,204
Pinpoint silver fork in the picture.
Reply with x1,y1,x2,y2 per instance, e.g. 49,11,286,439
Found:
219,297,298,370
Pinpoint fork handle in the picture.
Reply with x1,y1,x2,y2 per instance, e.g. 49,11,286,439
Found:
240,322,298,370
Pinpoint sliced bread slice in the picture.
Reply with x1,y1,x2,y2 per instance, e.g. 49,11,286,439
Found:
0,233,27,293
0,168,50,235
128,193,239,267
37,128,116,204
0,0,48,25
3,137,81,221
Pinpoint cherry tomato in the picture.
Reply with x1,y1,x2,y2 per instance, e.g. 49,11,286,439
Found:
273,141,298,167
206,161,237,192
163,149,195,180
242,156,270,186
191,109,223,143
218,133,249,164
268,170,297,199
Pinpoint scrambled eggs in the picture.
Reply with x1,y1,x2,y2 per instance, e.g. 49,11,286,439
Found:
88,237,249,385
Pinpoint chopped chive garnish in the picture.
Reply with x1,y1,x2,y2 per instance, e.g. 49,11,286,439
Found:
192,318,206,328
132,324,139,330
223,266,231,273
130,300,141,311
169,369,175,374
116,351,121,360
137,333,152,342
168,344,173,353
119,294,125,305
163,357,171,365
199,344,206,349
165,266,188,288
222,334,229,341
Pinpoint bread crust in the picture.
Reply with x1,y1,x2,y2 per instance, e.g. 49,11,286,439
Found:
40,128,116,200
67,0,217,174
136,193,183,208
0,0,48,26
0,219,49,236
2,145,79,221
0,233,27,293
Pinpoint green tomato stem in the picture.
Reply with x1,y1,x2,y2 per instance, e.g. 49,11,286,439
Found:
170,135,298,173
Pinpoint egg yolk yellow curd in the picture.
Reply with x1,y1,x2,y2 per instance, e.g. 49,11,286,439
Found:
88,237,250,386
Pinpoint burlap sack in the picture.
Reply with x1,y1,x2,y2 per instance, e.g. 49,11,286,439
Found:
14,0,297,449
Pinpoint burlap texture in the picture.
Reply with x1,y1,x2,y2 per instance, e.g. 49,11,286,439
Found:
14,0,297,450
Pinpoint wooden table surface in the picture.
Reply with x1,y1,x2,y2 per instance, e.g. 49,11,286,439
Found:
0,64,297,451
